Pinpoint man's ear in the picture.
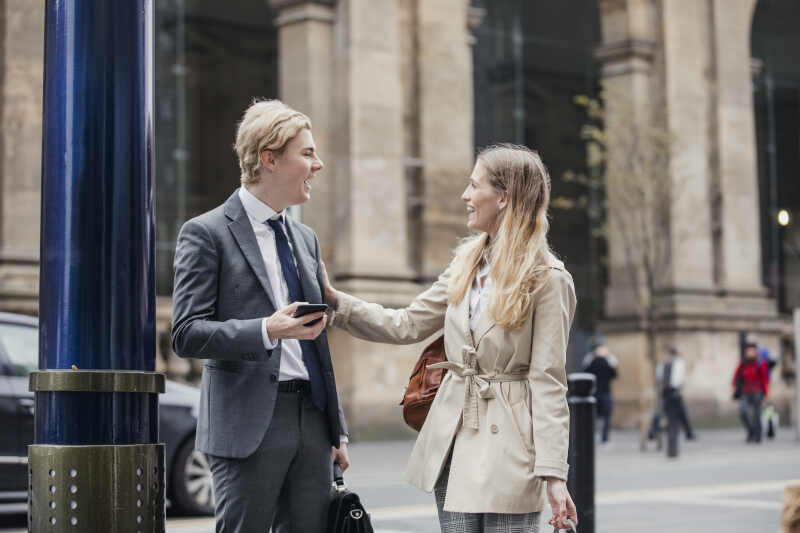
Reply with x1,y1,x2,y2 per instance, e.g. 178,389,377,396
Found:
260,150,278,172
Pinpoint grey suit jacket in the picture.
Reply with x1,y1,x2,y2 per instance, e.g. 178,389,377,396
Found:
171,189,347,458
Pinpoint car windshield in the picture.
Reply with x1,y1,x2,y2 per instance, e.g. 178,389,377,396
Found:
0,322,38,377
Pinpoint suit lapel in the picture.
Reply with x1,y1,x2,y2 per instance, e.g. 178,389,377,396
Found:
224,192,277,310
285,217,322,304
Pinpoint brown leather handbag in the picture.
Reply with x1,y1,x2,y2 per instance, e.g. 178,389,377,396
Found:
400,335,447,431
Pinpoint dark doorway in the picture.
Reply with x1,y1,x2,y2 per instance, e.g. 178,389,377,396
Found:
471,0,603,365
752,0,800,312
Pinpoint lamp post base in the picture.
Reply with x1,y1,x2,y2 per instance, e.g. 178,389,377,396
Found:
29,444,165,533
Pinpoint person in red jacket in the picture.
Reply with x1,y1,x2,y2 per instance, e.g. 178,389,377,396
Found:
732,342,769,443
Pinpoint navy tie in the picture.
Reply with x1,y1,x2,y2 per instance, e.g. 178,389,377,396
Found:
266,217,326,411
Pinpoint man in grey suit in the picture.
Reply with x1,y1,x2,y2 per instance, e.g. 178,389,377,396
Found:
171,99,349,532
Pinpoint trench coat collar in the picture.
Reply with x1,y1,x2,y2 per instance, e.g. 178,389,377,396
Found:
462,254,568,350
456,277,495,351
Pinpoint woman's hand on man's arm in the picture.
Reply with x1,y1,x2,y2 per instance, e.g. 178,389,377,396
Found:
320,260,339,309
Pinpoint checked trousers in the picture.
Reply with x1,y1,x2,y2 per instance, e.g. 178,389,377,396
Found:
434,455,541,533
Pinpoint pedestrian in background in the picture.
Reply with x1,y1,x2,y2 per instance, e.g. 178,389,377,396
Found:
649,347,696,441
747,333,777,383
583,341,618,444
732,342,769,443
324,144,579,532
746,334,779,440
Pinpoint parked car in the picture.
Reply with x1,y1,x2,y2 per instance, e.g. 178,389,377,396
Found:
0,312,213,516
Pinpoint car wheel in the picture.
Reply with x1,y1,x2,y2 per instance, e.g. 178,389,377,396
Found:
170,438,214,516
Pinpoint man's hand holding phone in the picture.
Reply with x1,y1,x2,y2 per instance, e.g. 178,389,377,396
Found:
266,302,328,341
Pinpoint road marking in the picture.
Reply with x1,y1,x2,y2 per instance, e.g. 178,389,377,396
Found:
163,521,425,533
3,479,792,533
596,479,800,504
365,479,798,520
662,498,783,511
371,504,438,520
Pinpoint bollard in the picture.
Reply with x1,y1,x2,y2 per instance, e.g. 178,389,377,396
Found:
567,372,596,533
664,394,680,458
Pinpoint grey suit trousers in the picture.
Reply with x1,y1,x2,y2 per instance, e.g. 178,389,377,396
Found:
207,389,332,533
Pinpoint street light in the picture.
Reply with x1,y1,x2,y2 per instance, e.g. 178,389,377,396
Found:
778,209,790,227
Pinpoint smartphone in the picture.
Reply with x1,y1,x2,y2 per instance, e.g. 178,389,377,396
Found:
293,303,328,327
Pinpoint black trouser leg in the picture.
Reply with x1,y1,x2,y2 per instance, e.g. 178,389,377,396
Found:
674,395,694,438
596,393,612,442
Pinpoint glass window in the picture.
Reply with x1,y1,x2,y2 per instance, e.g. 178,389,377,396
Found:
154,0,279,295
471,0,603,365
0,323,38,377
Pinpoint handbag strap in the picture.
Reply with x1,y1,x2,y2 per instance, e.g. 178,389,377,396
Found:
553,518,577,532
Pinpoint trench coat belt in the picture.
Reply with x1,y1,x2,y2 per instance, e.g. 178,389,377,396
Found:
427,345,528,430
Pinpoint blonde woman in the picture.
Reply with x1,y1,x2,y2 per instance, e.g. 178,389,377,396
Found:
323,144,578,532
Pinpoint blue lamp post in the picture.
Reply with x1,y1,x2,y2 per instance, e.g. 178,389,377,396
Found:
29,1,163,531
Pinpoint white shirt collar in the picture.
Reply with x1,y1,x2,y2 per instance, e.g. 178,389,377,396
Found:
475,260,490,286
238,186,283,223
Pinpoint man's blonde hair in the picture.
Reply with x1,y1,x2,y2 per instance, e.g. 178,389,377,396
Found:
234,99,312,185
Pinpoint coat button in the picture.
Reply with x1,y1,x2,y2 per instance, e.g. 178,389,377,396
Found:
270,374,278,383
490,424,499,434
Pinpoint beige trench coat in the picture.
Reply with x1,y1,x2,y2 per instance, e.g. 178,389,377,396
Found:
333,257,576,514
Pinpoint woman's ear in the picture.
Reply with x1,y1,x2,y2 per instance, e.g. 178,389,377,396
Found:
497,191,508,211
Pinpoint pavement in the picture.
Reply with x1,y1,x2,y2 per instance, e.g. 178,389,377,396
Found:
2,427,798,532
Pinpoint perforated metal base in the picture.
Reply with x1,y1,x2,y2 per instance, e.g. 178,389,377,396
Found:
29,444,165,533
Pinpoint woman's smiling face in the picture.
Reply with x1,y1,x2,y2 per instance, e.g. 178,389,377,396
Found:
461,161,507,235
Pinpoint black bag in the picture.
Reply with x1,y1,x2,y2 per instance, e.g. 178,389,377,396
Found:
733,371,743,400
328,463,374,533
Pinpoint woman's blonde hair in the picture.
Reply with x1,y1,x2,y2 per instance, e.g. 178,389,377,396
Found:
448,144,554,330
234,99,312,185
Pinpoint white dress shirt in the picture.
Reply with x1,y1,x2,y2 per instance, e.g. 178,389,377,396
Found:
469,261,492,333
238,187,309,382
656,356,686,389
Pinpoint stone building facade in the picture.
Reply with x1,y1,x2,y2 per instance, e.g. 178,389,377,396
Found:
0,0,797,438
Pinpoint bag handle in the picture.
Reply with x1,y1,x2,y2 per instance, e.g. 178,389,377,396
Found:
332,462,347,493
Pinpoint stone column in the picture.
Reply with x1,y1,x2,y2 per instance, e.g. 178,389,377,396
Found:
711,0,764,294
0,1,44,314
328,0,412,281
597,0,660,319
327,0,424,438
416,0,474,278
660,0,716,295
596,0,661,427
269,0,337,261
